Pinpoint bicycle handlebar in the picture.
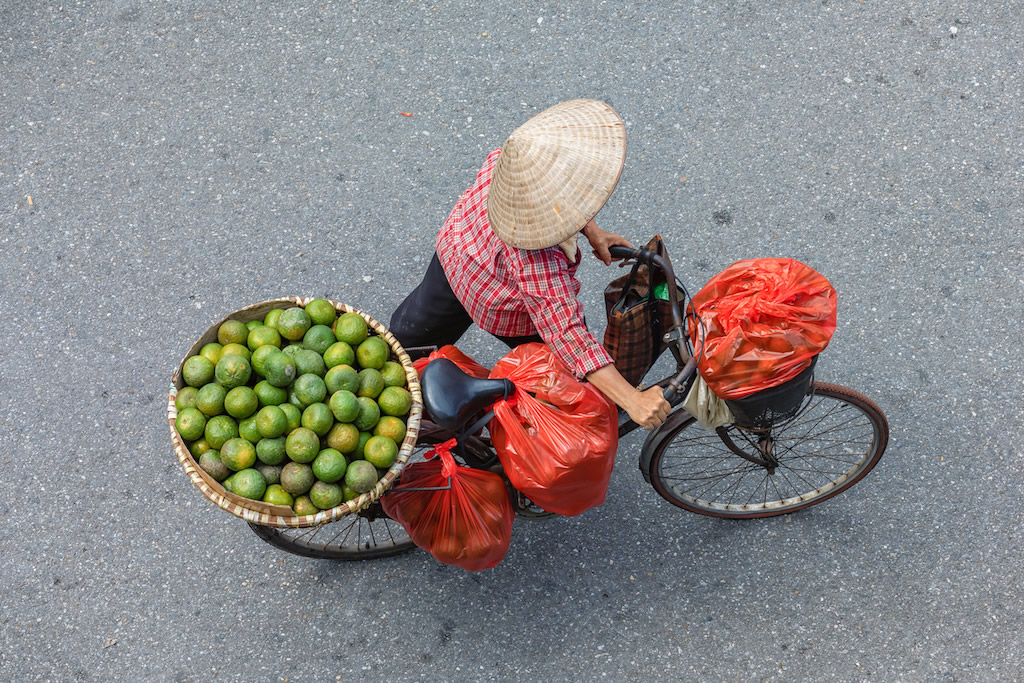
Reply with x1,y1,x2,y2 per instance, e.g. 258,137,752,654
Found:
608,245,644,262
609,243,687,348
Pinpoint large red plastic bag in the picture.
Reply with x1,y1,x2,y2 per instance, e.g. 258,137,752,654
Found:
412,345,490,378
382,438,513,571
487,343,618,516
688,258,837,400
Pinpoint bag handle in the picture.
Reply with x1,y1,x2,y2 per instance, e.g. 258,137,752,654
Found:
617,235,667,297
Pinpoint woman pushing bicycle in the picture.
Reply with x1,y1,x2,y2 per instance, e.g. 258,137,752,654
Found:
390,99,671,429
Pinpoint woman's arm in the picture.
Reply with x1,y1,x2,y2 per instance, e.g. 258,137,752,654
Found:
586,364,671,429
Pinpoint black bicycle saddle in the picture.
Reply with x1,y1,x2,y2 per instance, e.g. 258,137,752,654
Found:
419,358,514,432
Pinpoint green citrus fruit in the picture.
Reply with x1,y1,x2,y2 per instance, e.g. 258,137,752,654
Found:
246,320,262,331
323,342,355,369
303,324,337,356
250,345,276,377
301,402,334,436
256,436,287,465
195,383,226,417
263,351,297,387
175,407,207,441
220,437,257,471
282,343,303,358
329,390,359,423
218,319,249,346
182,356,215,388
276,307,312,341
215,354,251,389
363,435,398,469
224,386,258,419
247,325,281,352
199,342,224,365
352,432,372,460
219,342,251,361
175,386,199,411
263,484,294,507
257,464,282,485
292,374,327,407
293,495,317,515
309,480,343,510
189,438,212,457
305,298,337,327
342,483,360,502
354,396,380,432
264,308,284,328
254,380,288,406
312,448,348,483
280,462,315,496
225,468,266,500
198,450,230,481
325,364,359,394
333,312,368,346
356,368,384,399
204,414,238,449
278,403,302,433
238,415,261,443
293,349,327,378
255,405,288,438
373,416,407,445
344,460,378,494
326,422,360,454
378,386,412,417
355,336,389,370
285,427,320,463
380,361,407,388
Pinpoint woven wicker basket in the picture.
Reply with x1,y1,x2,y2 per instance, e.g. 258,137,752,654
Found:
167,297,422,528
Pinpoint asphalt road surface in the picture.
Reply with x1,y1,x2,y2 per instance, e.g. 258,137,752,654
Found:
2,1,1022,681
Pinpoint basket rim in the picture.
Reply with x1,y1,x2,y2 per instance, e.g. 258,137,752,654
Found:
168,297,423,528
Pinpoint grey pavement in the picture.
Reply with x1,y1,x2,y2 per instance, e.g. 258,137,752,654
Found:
2,1,1022,681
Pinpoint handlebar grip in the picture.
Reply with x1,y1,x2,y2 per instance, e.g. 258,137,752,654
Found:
663,385,681,407
608,245,638,260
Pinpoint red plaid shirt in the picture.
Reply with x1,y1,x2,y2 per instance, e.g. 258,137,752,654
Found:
436,148,613,379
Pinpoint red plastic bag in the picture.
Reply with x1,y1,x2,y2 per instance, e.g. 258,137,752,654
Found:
412,345,490,378
487,343,618,517
688,258,837,400
381,438,513,571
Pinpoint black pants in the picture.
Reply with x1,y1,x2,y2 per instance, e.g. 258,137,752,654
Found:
390,253,542,351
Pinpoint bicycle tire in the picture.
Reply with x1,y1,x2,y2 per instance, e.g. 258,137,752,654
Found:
248,423,456,560
645,382,888,518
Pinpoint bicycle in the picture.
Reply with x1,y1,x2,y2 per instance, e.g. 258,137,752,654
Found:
250,243,890,559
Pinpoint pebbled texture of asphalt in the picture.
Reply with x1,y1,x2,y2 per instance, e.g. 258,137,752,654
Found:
1,1,1022,680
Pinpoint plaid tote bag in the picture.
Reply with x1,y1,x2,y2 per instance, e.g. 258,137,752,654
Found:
602,236,682,387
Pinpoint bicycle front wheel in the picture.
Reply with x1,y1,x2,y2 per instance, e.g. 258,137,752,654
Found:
646,383,888,518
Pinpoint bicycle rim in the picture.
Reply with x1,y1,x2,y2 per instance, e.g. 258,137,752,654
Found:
648,383,888,518
248,424,457,559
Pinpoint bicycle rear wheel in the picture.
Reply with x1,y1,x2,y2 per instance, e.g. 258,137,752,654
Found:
248,423,453,559
646,382,888,518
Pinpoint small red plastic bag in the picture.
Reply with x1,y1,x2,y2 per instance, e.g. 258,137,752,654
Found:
381,438,513,571
487,343,618,517
688,258,837,399
412,345,490,379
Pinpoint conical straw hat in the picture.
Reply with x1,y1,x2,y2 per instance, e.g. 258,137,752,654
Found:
487,99,626,250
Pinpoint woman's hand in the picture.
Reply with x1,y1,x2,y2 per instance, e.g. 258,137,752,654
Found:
586,365,671,430
624,386,672,430
581,219,633,265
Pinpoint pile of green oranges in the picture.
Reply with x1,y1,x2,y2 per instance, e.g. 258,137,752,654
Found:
173,299,413,515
